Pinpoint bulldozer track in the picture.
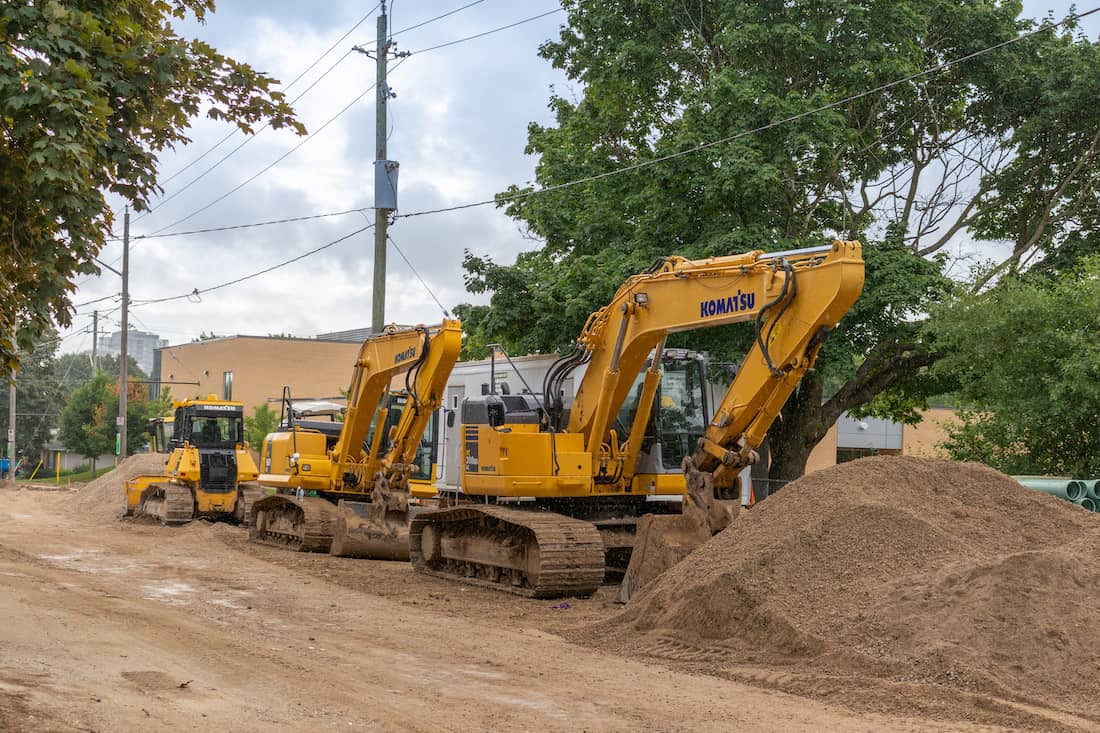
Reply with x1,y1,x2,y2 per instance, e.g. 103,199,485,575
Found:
250,496,338,553
409,505,605,598
138,483,195,526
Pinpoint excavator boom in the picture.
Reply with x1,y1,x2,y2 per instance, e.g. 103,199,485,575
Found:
251,320,463,557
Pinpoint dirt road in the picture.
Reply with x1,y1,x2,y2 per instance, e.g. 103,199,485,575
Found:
0,486,1080,732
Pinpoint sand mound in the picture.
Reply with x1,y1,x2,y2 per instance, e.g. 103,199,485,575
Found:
70,453,169,520
596,456,1100,719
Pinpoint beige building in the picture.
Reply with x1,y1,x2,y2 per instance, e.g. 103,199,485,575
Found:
805,406,960,474
153,336,363,414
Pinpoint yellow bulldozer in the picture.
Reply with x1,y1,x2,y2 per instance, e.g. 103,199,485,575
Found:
124,396,261,525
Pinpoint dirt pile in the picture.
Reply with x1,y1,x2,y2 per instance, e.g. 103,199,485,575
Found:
596,456,1100,719
70,453,168,520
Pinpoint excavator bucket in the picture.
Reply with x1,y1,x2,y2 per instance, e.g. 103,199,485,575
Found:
617,463,741,603
329,497,411,560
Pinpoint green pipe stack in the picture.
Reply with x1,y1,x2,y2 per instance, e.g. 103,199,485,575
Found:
1014,477,1100,512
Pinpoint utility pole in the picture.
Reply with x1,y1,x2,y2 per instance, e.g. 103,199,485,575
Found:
354,3,404,334
91,309,98,371
118,207,130,461
372,4,389,335
7,329,14,486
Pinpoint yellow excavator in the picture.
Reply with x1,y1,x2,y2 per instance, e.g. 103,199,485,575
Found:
124,396,261,525
249,320,462,557
409,241,865,597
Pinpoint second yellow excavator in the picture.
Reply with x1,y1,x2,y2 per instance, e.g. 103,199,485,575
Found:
249,320,462,557
410,241,865,597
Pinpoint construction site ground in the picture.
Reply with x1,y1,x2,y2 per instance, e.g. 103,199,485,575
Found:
0,481,1094,732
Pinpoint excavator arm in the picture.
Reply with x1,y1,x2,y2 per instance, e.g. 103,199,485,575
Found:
558,241,863,495
330,319,463,491
603,241,863,602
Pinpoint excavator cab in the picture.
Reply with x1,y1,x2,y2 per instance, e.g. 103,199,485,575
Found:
614,350,710,477
146,416,175,454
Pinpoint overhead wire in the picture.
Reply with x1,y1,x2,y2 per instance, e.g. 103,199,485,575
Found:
136,0,487,229
130,223,374,306
144,56,409,238
406,7,564,55
387,234,451,317
150,2,382,194
72,293,119,309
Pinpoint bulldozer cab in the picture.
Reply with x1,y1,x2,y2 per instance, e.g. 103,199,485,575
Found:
172,403,244,449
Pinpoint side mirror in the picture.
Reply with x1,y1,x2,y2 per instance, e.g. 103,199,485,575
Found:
446,410,455,428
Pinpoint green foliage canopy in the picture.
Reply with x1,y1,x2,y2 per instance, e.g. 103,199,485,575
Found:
463,0,1100,479
0,329,63,459
59,371,155,461
0,0,303,370
244,403,278,450
932,261,1100,476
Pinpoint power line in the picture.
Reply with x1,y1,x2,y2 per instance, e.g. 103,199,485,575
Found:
387,234,450,317
136,49,361,221
153,3,382,192
135,6,563,240
144,57,409,238
130,223,374,306
128,208,369,240
72,293,119,309
387,0,485,40
395,5,1100,222
407,7,564,55
140,0,486,227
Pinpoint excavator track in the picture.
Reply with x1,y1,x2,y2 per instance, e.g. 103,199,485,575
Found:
137,483,195,526
409,505,605,598
249,495,338,553
233,484,265,527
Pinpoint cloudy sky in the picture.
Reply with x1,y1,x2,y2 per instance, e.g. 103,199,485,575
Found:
61,0,1100,353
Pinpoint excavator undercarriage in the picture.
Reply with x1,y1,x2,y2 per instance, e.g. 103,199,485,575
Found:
410,505,606,597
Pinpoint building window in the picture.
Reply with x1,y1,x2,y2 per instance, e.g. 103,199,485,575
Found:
836,446,901,464
223,371,233,400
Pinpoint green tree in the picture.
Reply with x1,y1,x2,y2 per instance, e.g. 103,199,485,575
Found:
466,0,1100,481
55,352,146,395
58,372,115,472
931,260,1100,476
59,372,155,470
244,403,279,450
0,329,63,460
0,1,304,370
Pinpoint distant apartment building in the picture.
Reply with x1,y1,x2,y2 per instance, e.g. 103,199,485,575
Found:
98,329,169,375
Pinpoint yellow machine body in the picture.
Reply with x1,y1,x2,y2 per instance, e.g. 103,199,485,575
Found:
124,395,259,522
250,321,462,557
460,241,865,499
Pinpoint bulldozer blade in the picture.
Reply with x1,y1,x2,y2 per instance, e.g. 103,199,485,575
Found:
329,499,411,560
617,500,712,604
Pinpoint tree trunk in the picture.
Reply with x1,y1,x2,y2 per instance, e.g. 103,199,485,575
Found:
765,373,830,486
761,340,941,490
